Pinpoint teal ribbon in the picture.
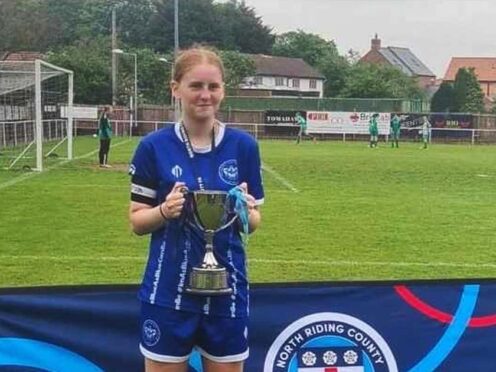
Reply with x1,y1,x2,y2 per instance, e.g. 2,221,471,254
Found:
228,186,249,244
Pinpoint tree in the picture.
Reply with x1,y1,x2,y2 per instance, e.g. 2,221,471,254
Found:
340,63,424,99
219,50,256,93
108,0,157,48
0,0,114,51
149,0,274,53
345,49,361,65
149,0,220,52
272,30,350,97
46,37,113,104
38,12,256,105
430,82,455,112
0,0,51,51
272,30,339,66
1,0,275,55
118,48,172,106
43,0,108,48
215,0,274,53
453,68,484,113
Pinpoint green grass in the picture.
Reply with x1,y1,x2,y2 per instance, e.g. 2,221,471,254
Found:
2,136,496,287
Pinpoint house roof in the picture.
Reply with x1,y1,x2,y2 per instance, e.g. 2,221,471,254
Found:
0,51,44,61
247,54,325,79
444,57,496,81
378,47,435,77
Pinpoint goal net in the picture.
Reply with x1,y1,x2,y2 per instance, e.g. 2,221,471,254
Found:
0,60,73,171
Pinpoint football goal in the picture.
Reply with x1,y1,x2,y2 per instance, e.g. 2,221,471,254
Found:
0,60,73,171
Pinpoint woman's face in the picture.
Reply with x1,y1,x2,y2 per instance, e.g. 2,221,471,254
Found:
172,63,225,123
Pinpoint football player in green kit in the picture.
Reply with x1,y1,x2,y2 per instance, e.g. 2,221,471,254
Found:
390,114,401,148
369,113,379,148
296,112,307,144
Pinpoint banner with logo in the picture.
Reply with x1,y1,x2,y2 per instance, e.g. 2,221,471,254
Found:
306,112,391,135
1,281,495,371
264,111,307,126
396,113,473,129
395,113,474,140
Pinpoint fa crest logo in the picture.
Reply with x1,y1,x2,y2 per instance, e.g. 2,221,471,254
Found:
218,159,238,185
263,312,398,372
142,319,161,347
171,165,183,178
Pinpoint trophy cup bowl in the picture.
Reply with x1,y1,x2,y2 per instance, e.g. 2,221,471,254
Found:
185,190,238,296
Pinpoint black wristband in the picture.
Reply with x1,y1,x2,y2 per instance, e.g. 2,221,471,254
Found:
159,203,168,221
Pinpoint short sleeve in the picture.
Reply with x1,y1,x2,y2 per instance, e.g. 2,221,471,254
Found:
129,140,159,206
243,138,264,205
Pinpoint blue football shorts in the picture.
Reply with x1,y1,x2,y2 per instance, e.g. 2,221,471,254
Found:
139,301,249,363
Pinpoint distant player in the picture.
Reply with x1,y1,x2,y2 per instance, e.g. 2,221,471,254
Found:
97,106,112,167
369,113,379,148
295,112,307,144
421,116,431,149
390,114,401,148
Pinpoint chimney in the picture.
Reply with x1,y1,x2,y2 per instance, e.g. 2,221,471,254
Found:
371,33,381,51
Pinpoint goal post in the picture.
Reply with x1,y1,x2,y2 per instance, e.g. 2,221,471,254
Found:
0,59,73,171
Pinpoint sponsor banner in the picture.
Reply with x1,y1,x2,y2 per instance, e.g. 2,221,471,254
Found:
1,281,496,371
60,105,98,119
265,111,307,126
396,113,473,129
306,112,391,135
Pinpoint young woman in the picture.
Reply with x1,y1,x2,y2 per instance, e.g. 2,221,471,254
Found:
129,47,264,372
98,106,112,167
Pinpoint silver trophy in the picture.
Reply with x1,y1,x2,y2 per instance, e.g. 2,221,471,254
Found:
185,190,239,295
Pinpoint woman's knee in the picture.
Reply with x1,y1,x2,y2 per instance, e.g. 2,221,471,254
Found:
145,357,188,372
203,359,243,372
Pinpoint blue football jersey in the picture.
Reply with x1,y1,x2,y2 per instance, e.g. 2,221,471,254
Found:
129,122,264,318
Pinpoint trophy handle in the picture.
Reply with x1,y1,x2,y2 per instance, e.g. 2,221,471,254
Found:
216,213,238,232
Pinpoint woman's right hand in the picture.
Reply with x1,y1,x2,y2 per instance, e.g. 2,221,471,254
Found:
160,182,187,220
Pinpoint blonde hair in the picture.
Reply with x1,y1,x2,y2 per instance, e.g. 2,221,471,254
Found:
173,46,225,83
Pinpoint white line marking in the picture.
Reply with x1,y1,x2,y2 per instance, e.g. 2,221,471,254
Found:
249,258,496,270
262,163,298,192
73,139,131,161
0,139,131,190
0,255,144,262
71,184,129,189
476,174,492,178
1,255,496,270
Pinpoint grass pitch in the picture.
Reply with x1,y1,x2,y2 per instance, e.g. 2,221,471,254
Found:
1,136,496,287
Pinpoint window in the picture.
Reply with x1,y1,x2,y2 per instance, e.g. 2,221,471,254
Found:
309,79,317,89
254,76,263,85
275,77,284,86
292,79,300,88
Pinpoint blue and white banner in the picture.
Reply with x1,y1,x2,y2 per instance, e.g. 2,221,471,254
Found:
0,281,495,371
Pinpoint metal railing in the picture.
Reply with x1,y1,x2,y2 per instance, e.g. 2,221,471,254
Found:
73,120,496,145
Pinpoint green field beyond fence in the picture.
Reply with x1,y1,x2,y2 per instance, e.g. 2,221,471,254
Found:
1,136,496,287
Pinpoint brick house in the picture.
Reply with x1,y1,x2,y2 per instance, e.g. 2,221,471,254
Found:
360,34,436,90
443,57,496,102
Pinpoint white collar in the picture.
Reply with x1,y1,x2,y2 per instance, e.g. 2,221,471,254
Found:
174,121,225,153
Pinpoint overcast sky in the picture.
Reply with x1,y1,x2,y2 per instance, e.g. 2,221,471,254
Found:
238,0,496,77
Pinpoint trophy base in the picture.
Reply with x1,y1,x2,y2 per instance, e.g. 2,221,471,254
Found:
186,266,233,296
